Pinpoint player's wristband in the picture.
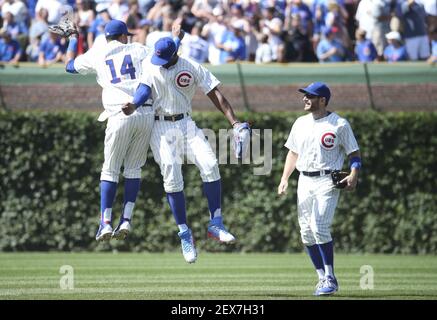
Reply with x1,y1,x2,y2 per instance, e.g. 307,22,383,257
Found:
67,37,78,54
350,157,362,170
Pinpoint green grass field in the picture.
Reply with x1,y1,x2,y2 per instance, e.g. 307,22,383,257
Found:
1,252,436,300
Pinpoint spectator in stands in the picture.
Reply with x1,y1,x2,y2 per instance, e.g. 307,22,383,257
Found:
38,31,65,67
417,0,437,37
1,0,28,24
370,0,392,61
216,21,247,63
354,28,378,62
282,12,317,62
325,0,351,58
355,0,376,45
87,7,111,49
427,26,437,65
145,3,176,49
201,6,227,65
230,3,256,61
259,6,284,61
316,26,346,62
0,30,21,65
125,0,145,43
383,30,409,62
26,32,43,61
108,0,129,21
35,0,64,24
178,0,197,34
181,20,209,63
255,32,274,63
396,0,430,60
284,0,313,37
29,8,49,44
1,11,28,38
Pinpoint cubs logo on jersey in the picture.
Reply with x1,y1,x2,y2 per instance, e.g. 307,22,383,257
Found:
175,71,194,88
320,131,337,150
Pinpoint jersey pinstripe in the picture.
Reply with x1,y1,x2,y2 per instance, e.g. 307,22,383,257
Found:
73,41,152,116
140,55,220,115
284,112,359,171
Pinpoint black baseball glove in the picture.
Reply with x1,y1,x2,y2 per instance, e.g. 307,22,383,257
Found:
331,170,349,189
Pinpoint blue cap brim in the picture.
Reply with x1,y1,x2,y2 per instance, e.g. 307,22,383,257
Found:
151,55,171,66
298,88,320,96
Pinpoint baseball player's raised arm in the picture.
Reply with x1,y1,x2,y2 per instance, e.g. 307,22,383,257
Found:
206,87,239,126
278,150,298,195
65,34,96,74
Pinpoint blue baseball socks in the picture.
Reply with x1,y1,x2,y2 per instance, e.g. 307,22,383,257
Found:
166,191,188,232
306,244,325,280
121,178,141,222
318,241,335,278
202,179,222,222
100,180,117,224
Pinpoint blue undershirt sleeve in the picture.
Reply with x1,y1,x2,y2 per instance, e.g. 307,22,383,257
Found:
132,83,152,107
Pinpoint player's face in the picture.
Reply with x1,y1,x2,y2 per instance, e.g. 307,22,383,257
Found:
302,93,322,112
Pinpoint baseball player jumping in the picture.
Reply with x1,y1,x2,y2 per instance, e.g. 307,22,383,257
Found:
277,82,362,296
52,17,182,242
124,29,251,264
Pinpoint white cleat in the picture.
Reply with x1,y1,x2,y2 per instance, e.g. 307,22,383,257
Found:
207,223,236,244
96,224,113,242
112,220,131,240
178,229,197,264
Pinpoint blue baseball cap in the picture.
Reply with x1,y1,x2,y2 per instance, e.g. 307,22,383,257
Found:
298,82,331,105
104,20,134,37
151,37,177,66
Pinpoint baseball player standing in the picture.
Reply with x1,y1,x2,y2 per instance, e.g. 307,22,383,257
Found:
277,82,362,296
124,32,251,264
55,18,180,242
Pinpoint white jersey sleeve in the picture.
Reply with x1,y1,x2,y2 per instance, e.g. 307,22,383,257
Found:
284,119,299,154
74,47,97,75
195,61,220,94
339,120,359,155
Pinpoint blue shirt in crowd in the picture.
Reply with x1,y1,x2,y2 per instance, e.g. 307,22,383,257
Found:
355,39,378,62
0,38,22,62
39,38,65,61
384,45,409,62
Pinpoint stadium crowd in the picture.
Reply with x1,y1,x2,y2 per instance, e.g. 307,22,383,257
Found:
0,0,436,67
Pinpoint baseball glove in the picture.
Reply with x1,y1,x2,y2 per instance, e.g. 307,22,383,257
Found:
233,122,251,159
331,170,349,189
48,11,78,38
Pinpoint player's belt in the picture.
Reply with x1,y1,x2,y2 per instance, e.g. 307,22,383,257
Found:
154,113,189,122
301,170,332,177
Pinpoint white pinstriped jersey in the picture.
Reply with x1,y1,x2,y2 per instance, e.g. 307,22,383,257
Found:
285,112,359,172
140,56,220,115
73,41,152,115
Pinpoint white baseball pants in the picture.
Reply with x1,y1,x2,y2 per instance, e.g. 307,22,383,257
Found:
297,174,340,246
100,106,154,182
150,117,220,193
